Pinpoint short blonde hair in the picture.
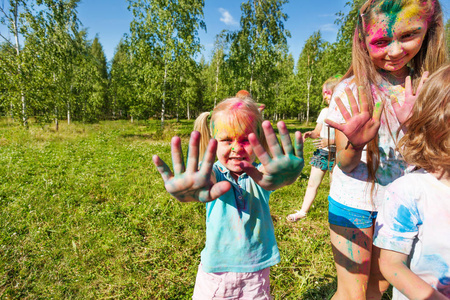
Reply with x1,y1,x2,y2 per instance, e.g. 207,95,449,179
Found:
398,64,450,172
194,97,268,161
323,74,342,92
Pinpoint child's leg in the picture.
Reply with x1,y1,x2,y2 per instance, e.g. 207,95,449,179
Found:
328,198,387,300
287,166,326,222
301,165,327,213
329,223,373,300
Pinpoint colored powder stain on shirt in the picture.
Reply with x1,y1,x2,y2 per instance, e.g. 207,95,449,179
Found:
420,255,450,285
393,204,418,233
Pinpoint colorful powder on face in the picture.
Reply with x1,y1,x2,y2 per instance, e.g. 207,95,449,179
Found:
380,0,404,36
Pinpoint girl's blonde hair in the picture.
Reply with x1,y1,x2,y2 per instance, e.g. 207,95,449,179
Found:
323,74,343,93
343,0,448,192
194,97,268,161
398,63,450,172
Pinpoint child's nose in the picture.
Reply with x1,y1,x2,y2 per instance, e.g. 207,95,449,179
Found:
388,41,403,57
231,141,244,152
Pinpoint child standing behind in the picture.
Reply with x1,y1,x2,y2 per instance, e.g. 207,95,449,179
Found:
153,97,304,299
287,75,341,222
373,64,450,299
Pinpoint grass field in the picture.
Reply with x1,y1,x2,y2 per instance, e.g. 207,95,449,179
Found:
0,119,392,299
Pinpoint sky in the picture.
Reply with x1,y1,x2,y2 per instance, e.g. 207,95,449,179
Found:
76,0,352,63
1,0,449,63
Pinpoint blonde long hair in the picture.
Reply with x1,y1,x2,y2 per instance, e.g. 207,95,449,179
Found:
194,97,269,161
343,0,448,191
398,63,450,172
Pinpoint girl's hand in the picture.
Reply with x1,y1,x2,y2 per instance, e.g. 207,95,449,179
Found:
152,131,231,203
240,121,304,190
303,131,313,141
312,138,327,149
325,86,384,149
391,71,428,126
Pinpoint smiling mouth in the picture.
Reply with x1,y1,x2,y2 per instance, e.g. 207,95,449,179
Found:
229,157,246,161
386,59,404,65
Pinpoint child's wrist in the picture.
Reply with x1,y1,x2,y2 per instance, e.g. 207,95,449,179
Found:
346,141,365,151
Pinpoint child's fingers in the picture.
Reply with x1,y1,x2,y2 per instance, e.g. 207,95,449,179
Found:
277,121,294,156
209,181,232,201
335,96,352,122
171,136,185,176
199,139,217,176
294,131,303,158
416,71,429,95
186,131,200,174
358,86,369,114
391,95,400,115
249,132,271,165
372,101,384,123
152,155,173,182
325,118,344,132
405,76,413,98
262,121,283,158
345,87,359,116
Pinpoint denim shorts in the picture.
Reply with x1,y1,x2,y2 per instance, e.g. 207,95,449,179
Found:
310,149,335,171
328,196,377,229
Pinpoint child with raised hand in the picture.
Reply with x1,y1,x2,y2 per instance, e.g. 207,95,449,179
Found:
287,75,341,222
152,97,304,299
323,0,448,298
373,64,450,300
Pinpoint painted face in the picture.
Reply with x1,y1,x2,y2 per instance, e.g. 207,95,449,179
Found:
322,86,332,105
213,120,256,179
364,5,428,76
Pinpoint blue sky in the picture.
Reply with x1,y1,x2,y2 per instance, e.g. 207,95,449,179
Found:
2,0,449,63
76,0,351,62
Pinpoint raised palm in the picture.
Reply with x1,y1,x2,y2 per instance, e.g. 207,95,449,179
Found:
240,121,304,190
152,131,231,203
325,86,384,149
391,72,428,126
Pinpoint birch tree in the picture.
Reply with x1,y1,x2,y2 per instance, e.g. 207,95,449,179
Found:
0,0,28,126
127,0,206,128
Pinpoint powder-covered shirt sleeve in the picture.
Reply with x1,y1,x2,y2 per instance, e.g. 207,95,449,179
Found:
373,175,421,254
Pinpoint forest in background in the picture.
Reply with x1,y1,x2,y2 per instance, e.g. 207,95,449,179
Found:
1,0,450,128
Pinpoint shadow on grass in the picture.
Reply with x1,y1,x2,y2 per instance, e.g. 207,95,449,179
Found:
301,277,393,300
301,276,336,300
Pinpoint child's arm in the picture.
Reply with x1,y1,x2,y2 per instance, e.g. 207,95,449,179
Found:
240,120,304,190
325,86,384,172
379,248,449,300
303,122,322,140
153,131,231,203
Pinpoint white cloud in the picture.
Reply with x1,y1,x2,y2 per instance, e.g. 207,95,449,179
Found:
319,23,338,33
219,8,238,26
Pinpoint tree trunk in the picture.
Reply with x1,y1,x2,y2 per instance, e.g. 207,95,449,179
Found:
306,75,312,125
214,57,220,107
12,2,27,127
161,60,167,130
187,101,190,120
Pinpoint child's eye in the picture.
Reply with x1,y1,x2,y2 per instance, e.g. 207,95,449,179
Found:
401,32,416,40
371,40,389,47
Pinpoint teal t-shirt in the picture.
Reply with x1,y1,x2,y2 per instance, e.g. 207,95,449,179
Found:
200,161,280,273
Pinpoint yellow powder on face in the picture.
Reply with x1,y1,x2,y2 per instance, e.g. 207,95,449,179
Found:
396,2,422,23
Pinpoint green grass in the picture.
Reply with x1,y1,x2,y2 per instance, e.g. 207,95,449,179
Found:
0,118,392,299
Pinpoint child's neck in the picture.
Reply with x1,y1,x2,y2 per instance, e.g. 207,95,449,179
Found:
429,168,450,187
379,67,411,86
